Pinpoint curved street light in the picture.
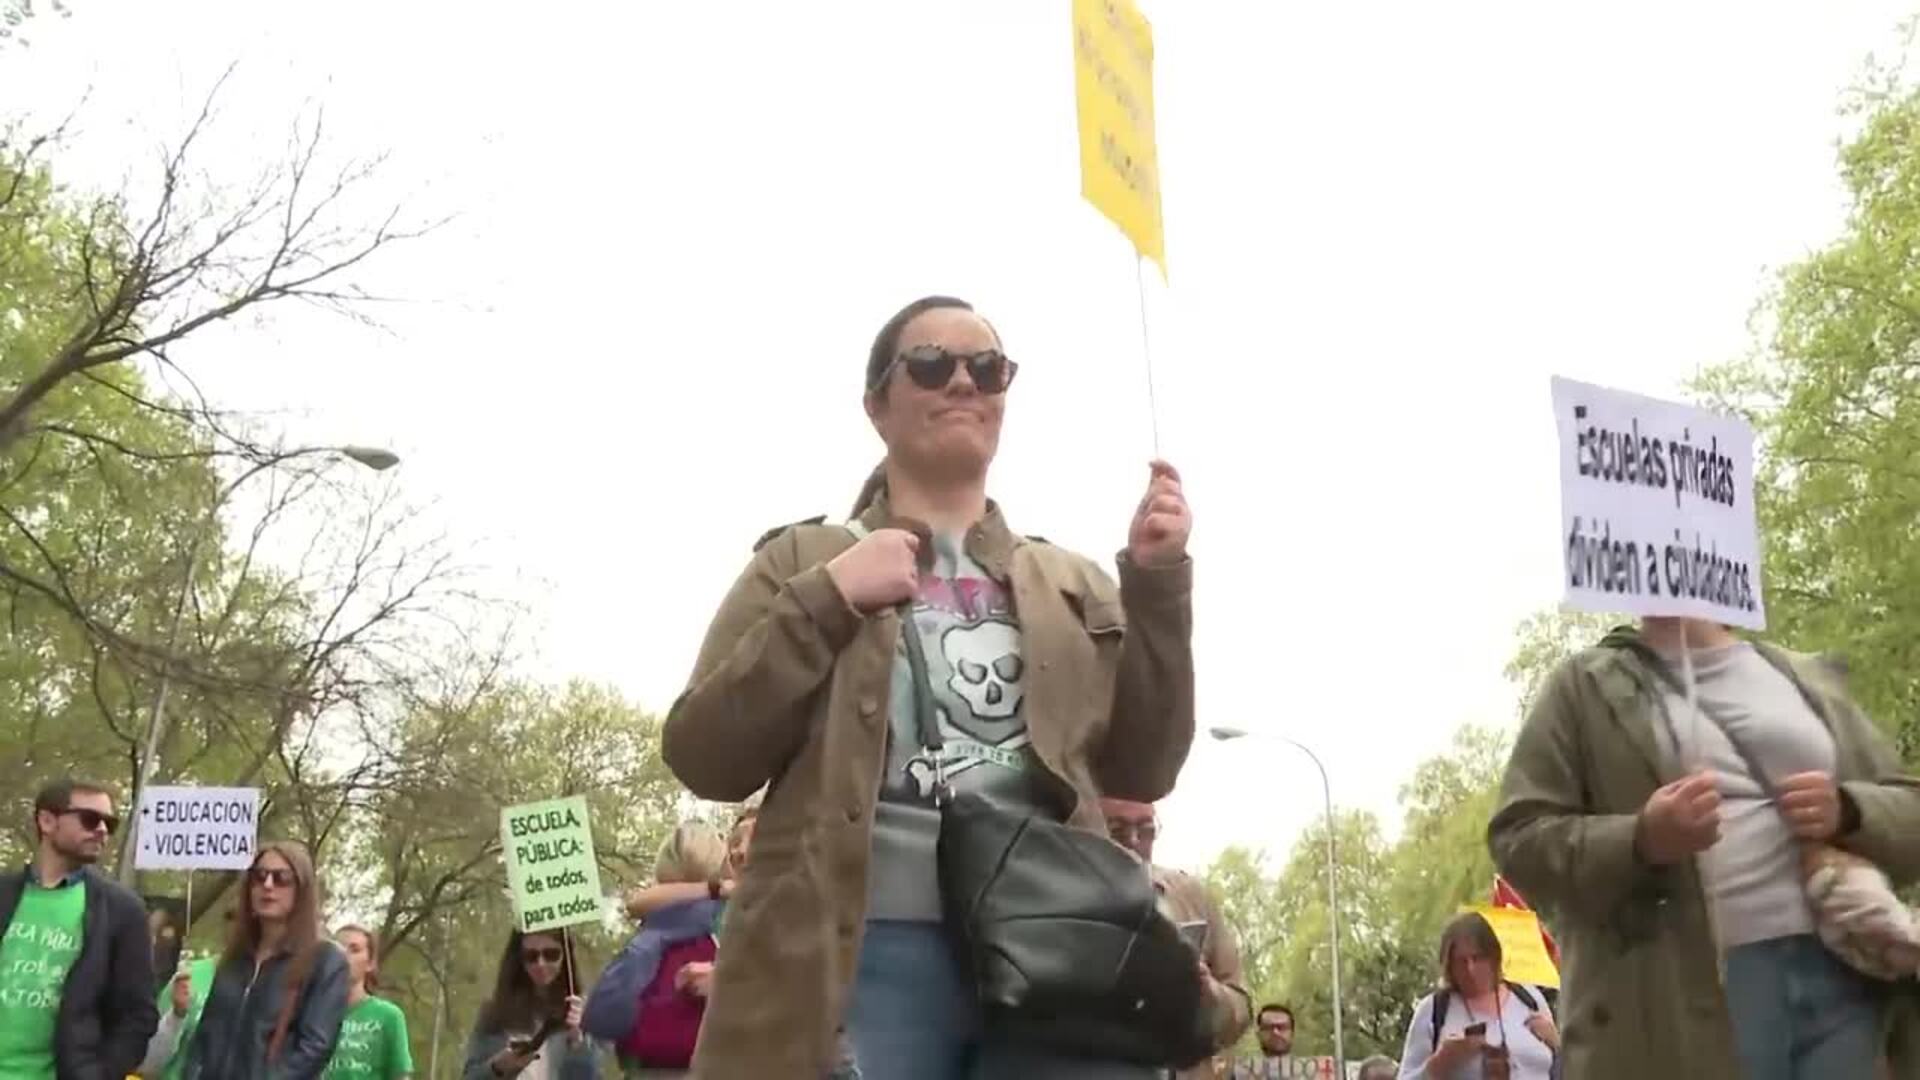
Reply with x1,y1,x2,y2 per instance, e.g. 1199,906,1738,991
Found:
1210,725,1345,1078
340,445,401,471
117,444,402,881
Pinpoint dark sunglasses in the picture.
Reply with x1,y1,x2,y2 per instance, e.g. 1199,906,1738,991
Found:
522,946,564,965
58,808,120,835
885,345,1018,395
248,867,296,889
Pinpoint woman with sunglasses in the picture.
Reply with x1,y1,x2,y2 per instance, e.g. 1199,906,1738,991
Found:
322,925,414,1079
461,930,593,1079
184,841,350,1079
663,295,1196,1078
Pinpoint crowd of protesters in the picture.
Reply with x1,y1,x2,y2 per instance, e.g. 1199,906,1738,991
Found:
6,295,1918,1080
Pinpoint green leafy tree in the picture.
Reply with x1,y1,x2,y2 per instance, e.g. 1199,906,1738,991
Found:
1693,70,1920,757
0,0,65,46
1502,611,1618,711
1205,811,1418,1061
0,88,432,456
1205,727,1524,1065
1509,73,1920,760
351,679,688,1074
1389,725,1510,950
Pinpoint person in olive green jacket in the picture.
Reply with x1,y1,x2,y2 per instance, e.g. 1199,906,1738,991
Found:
1489,617,1920,1080
662,295,1195,1079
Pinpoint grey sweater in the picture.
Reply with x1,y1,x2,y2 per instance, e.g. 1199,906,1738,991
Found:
1653,642,1834,947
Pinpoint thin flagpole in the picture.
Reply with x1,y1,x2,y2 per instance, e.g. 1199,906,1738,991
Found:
1135,255,1161,458
1679,620,1728,983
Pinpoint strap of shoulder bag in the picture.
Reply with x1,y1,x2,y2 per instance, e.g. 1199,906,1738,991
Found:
1620,642,1780,802
846,522,950,806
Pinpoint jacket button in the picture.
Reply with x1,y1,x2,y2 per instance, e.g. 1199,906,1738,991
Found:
858,697,879,725
1593,1005,1611,1027
844,804,862,824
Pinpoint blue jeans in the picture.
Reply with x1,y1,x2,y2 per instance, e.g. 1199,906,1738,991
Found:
840,919,1162,1080
1723,934,1879,1080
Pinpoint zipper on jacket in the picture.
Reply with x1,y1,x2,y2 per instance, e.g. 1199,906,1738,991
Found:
214,956,267,1080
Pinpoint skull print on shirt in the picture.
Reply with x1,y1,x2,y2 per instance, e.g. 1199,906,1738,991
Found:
879,533,1036,807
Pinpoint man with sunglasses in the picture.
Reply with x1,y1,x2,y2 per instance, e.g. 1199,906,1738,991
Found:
0,779,157,1079
1101,798,1252,1080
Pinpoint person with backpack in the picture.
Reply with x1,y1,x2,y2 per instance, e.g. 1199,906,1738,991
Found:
460,930,592,1080
662,294,1196,1078
583,822,729,1077
182,841,350,1079
321,925,413,1079
1395,912,1556,1080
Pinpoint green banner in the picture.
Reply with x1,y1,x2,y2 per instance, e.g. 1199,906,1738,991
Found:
501,795,603,933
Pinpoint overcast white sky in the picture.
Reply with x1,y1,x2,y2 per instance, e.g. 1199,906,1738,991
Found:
4,1,1909,873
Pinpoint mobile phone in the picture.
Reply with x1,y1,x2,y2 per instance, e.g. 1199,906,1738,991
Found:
1463,1021,1488,1037
509,1016,566,1055
1177,921,1208,949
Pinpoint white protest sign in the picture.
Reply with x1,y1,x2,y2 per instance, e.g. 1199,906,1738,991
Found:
134,786,260,870
500,796,604,933
1553,376,1765,629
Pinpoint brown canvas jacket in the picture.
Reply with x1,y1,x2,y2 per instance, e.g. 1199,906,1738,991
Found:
1155,865,1254,1080
1489,631,1920,1080
662,495,1196,1077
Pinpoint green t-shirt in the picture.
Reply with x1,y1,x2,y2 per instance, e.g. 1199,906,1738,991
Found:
322,995,413,1079
0,879,87,1079
154,956,217,1080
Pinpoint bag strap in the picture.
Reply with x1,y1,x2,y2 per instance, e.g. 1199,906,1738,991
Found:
1609,640,1780,801
1431,983,1540,1049
847,523,950,806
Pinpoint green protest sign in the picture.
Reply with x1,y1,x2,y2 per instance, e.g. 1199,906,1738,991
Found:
500,795,603,933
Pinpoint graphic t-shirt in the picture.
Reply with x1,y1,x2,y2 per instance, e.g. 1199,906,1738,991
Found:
323,995,414,1079
0,879,87,1079
867,531,1044,920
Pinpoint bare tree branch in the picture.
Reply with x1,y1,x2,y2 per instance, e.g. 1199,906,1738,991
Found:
0,70,437,450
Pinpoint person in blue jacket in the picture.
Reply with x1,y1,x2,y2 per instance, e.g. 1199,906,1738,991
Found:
582,822,729,1078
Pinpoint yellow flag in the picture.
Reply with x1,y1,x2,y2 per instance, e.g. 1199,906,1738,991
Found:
1072,0,1165,275
1461,905,1562,989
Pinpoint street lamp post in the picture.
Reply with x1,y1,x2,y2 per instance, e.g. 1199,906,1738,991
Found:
116,444,399,882
1210,725,1345,1078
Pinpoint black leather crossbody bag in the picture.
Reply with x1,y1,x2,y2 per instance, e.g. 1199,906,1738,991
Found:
895,583,1213,1068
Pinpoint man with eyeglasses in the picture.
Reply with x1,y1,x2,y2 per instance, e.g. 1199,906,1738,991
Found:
0,779,158,1078
1234,1004,1295,1079
1102,798,1252,1080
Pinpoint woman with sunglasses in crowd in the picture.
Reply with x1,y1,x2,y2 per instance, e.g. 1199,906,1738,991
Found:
663,295,1196,1078
183,840,350,1079
462,930,593,1079
322,925,414,1079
